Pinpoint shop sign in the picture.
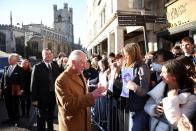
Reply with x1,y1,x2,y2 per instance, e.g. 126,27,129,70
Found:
167,0,196,28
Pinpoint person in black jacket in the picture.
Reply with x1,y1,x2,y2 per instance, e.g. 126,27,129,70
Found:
0,53,25,127
31,49,61,131
20,59,31,117
83,60,99,92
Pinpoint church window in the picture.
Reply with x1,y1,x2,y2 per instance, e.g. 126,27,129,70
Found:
68,16,71,23
58,15,62,22
48,42,52,50
32,41,38,50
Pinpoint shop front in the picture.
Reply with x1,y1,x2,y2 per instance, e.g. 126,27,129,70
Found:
157,0,196,50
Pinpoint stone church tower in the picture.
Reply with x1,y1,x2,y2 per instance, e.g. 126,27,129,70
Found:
53,3,74,44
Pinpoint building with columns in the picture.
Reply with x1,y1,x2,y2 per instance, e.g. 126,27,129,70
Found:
86,0,168,56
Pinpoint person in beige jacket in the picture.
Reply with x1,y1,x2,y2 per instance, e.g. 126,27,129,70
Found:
55,50,107,131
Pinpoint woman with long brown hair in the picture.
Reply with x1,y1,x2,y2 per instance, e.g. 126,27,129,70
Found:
145,59,196,131
117,43,150,131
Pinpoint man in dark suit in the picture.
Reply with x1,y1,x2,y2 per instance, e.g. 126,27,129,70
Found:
31,48,61,131
0,53,25,126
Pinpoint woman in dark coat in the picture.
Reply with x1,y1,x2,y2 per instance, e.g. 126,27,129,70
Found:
20,59,31,117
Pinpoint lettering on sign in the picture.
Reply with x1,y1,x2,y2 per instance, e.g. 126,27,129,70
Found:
167,3,187,21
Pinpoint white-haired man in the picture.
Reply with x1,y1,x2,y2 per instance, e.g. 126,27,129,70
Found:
55,50,107,131
0,53,24,127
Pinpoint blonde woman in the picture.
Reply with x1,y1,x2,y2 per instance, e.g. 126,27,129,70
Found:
118,43,150,131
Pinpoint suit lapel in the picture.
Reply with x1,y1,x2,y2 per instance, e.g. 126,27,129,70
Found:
40,62,49,72
5,66,9,77
41,61,48,69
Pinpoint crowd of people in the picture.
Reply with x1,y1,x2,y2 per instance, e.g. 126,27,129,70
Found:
0,36,195,131
0,49,67,130
83,36,195,131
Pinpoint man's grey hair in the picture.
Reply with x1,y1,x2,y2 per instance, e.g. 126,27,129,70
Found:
8,53,19,62
68,50,86,62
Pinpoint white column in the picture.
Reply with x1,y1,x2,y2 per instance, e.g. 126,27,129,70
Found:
148,42,154,52
147,31,155,52
115,27,124,54
108,33,115,55
99,44,103,55
97,44,100,55
92,47,95,54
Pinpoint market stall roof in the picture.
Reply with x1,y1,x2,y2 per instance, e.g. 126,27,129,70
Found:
0,50,10,57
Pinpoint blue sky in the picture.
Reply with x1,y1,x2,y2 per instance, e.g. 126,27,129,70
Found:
0,0,87,45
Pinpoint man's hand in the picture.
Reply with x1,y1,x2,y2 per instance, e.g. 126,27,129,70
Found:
91,83,107,98
32,101,38,107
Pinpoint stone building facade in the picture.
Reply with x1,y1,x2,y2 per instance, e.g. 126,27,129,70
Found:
0,24,25,54
86,0,168,56
23,24,72,58
53,3,74,44
0,24,72,59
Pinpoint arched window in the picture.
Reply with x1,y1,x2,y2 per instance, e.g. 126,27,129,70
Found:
48,42,52,50
32,41,38,50
68,16,71,23
58,15,62,22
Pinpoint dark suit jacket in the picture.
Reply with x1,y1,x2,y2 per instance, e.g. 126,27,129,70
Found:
30,61,60,108
23,69,31,96
1,65,25,94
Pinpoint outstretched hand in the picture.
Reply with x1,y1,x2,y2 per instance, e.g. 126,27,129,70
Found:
91,83,107,98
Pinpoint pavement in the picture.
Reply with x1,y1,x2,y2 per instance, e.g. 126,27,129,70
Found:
0,99,58,131
0,99,101,131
